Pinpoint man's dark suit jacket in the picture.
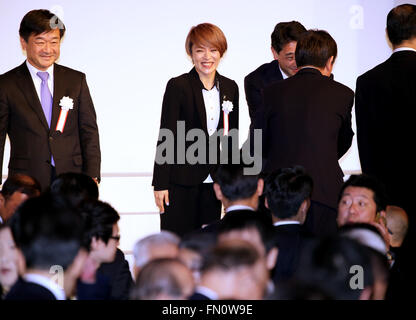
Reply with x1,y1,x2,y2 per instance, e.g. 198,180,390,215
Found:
0,62,101,190
152,68,239,191
355,50,416,214
263,68,354,209
5,278,56,300
272,223,309,283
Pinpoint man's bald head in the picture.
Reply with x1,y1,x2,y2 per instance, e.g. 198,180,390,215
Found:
386,205,408,247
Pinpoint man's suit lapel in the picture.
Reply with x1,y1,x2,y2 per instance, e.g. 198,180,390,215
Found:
50,64,65,133
188,68,208,133
16,63,49,130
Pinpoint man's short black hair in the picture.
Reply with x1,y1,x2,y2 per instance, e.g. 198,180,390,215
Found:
271,21,307,53
213,164,259,201
295,29,337,68
218,210,275,254
9,192,84,270
50,172,99,207
264,166,313,219
81,200,120,247
387,4,416,46
1,174,41,199
19,9,66,42
338,174,388,213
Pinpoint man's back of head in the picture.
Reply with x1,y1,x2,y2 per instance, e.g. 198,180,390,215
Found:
387,4,416,47
264,166,313,223
213,164,262,210
386,205,409,248
295,29,338,70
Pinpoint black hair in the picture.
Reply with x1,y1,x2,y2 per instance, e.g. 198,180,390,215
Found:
213,164,259,201
264,166,313,219
295,29,337,68
1,174,41,199
387,4,416,46
271,21,307,53
19,9,65,42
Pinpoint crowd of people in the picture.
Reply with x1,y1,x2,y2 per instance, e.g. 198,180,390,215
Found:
0,165,411,300
0,3,415,300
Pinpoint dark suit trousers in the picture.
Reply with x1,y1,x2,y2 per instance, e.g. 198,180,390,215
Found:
304,200,338,237
161,183,222,237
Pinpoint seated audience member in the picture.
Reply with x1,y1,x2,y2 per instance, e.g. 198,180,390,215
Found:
386,205,408,248
337,174,390,246
51,172,133,300
282,236,375,300
385,206,410,300
189,239,269,300
76,200,121,300
0,174,41,224
217,211,278,297
130,258,195,300
0,225,22,299
178,232,217,284
339,223,390,300
264,166,313,282
213,164,264,213
49,172,99,207
132,231,180,279
6,192,88,300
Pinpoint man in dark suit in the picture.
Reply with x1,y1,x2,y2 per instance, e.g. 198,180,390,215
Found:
355,4,416,250
6,192,87,300
264,166,313,283
263,30,354,237
0,9,101,190
244,21,306,145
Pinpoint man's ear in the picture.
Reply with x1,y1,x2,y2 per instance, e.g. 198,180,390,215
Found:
90,236,99,250
324,56,334,75
264,197,269,209
271,47,279,60
0,193,5,208
20,37,27,51
266,247,278,270
213,183,223,201
257,178,264,196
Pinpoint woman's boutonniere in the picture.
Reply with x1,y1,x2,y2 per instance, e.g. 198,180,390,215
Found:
222,98,233,136
56,96,74,132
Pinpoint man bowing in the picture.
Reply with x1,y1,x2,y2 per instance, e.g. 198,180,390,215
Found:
0,9,101,190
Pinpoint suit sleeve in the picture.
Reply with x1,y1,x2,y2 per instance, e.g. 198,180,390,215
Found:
78,73,101,181
244,74,261,122
0,78,9,183
337,90,355,159
152,78,182,190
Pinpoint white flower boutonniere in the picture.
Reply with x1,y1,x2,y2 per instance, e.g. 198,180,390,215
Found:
56,96,73,133
222,100,233,114
59,96,74,111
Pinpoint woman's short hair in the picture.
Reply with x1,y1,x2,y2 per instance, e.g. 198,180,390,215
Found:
185,23,227,57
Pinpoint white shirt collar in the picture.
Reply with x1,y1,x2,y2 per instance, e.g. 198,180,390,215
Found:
393,47,416,53
225,204,255,212
195,285,219,300
279,64,289,79
26,60,54,80
273,220,300,227
24,273,66,300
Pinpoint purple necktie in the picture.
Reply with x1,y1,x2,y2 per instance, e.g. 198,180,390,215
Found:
36,71,53,127
37,71,55,166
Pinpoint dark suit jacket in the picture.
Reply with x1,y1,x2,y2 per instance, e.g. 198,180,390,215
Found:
5,278,57,300
263,68,354,209
272,223,309,283
152,68,239,190
0,62,101,190
188,292,212,300
355,50,416,211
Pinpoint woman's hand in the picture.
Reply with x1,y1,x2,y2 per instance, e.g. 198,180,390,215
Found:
154,190,169,213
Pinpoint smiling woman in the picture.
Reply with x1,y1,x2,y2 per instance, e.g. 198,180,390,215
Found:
152,23,239,236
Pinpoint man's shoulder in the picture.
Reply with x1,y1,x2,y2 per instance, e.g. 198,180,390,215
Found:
245,60,281,83
0,62,27,82
5,278,57,300
54,63,86,78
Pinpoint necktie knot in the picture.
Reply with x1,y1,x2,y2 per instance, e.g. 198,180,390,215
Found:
37,71,49,82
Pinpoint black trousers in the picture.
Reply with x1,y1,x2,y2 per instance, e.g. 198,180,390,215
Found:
303,200,338,237
160,183,222,237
